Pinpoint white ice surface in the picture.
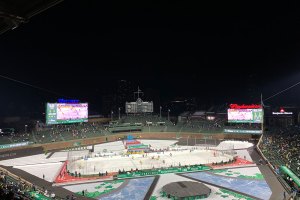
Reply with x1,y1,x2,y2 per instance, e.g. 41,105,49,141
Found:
70,149,233,174
14,162,63,182
138,139,178,150
0,153,67,166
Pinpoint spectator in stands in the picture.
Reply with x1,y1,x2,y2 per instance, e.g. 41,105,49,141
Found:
50,191,55,198
261,126,300,177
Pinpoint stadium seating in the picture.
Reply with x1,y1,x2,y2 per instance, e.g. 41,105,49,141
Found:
0,114,227,146
31,122,110,144
260,126,300,177
0,167,63,200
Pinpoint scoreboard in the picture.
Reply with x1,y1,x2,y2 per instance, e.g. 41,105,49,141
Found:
126,98,153,113
227,108,263,123
46,103,88,125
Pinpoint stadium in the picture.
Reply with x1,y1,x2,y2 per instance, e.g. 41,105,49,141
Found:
0,88,299,200
1,1,300,200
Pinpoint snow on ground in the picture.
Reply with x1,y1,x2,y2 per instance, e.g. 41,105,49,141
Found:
0,150,92,183
138,139,178,150
92,140,178,155
93,141,125,154
0,150,91,167
65,150,91,161
0,153,66,166
235,149,253,161
49,151,69,160
216,140,253,150
14,162,63,182
70,149,233,174
63,180,124,193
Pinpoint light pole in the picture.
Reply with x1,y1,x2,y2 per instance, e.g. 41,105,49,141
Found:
111,111,113,121
167,109,170,121
25,125,27,133
159,106,162,119
36,121,39,131
118,107,121,120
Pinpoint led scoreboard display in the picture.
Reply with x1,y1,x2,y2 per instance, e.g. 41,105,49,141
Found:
227,104,263,123
46,103,88,125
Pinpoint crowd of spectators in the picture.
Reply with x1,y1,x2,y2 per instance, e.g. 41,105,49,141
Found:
0,131,31,146
0,170,55,200
32,122,109,143
225,123,262,130
0,115,230,146
259,125,300,199
175,115,225,133
0,169,80,200
0,114,265,147
0,170,31,200
260,126,300,177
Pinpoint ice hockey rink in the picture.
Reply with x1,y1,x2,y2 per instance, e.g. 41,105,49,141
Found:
0,139,253,181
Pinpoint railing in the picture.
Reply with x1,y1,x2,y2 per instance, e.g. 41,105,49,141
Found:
0,166,65,199
257,134,292,193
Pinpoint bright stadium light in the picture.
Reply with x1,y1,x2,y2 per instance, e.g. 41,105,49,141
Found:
168,109,170,121
25,124,27,133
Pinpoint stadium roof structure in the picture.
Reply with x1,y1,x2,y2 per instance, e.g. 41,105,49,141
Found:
0,0,63,35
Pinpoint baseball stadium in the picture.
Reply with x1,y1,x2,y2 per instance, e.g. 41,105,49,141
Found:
0,90,299,200
0,1,300,200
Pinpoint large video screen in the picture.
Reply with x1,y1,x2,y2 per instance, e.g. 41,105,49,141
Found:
46,103,88,125
227,109,263,123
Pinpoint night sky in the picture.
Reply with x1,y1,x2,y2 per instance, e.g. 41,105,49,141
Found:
1,1,300,117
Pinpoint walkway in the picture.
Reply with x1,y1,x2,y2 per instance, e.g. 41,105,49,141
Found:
248,146,290,200
0,165,91,200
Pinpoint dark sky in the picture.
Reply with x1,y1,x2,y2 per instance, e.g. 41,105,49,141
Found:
1,1,300,116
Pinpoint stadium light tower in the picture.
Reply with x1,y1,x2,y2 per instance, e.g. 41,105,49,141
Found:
168,109,170,121
25,124,27,133
111,110,113,121
118,107,121,120
261,93,264,134
160,106,162,119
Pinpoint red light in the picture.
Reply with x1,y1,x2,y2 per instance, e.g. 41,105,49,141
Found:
280,108,285,113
